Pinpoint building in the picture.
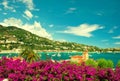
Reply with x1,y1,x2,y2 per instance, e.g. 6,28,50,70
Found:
0,40,4,44
71,50,89,63
6,37,17,43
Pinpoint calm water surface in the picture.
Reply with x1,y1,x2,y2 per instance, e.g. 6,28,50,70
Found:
0,52,120,66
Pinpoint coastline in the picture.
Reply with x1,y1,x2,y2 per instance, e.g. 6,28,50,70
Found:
0,50,120,54
0,50,20,54
0,50,81,54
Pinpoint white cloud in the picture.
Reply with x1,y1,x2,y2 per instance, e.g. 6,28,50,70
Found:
19,0,34,10
2,0,9,9
49,24,54,28
96,11,104,16
114,42,120,45
60,23,103,37
112,35,120,39
24,10,33,19
105,43,109,45
56,39,67,42
3,12,7,15
0,18,23,27
0,18,52,40
69,8,76,11
35,15,39,18
34,9,40,11
2,0,14,10
12,9,16,12
108,26,118,33
97,13,103,16
65,7,77,14
22,15,29,20
101,40,108,42
1,0,17,12
108,29,113,33
113,26,118,29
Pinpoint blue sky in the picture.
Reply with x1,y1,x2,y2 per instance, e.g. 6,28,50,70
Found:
0,0,120,48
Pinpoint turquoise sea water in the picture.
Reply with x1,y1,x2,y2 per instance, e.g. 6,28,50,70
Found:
0,52,120,67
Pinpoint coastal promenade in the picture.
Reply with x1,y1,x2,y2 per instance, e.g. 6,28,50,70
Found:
0,50,20,53
0,49,80,54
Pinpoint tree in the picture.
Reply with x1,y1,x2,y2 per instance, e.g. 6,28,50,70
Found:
19,48,40,63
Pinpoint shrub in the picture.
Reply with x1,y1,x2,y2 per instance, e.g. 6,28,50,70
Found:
97,58,108,68
70,60,80,65
117,60,120,67
107,60,114,68
85,59,98,67
97,58,114,68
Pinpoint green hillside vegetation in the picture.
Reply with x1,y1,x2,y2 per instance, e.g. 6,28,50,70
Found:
0,24,120,52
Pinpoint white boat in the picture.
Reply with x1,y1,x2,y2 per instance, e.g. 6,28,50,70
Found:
89,55,92,57
52,54,56,57
57,53,61,57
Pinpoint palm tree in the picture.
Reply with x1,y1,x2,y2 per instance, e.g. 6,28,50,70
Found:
19,47,40,63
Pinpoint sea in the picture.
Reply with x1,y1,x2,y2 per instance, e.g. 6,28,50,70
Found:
0,52,120,67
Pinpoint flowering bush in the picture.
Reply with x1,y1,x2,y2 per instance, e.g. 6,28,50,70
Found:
0,57,120,81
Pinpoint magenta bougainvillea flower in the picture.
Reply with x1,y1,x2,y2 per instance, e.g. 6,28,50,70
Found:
0,57,120,81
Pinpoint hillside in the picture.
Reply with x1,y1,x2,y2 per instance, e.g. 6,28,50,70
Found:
0,24,104,52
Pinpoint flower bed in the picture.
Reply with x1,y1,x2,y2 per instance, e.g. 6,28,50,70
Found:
0,57,120,81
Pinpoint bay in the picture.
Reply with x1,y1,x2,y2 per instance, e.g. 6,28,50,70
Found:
0,52,120,67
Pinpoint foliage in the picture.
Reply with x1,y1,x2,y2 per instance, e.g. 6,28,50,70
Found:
0,57,120,81
97,58,114,68
85,59,98,67
117,60,120,67
70,60,81,66
107,60,114,68
20,48,40,63
0,25,120,51
0,24,104,51
97,58,108,68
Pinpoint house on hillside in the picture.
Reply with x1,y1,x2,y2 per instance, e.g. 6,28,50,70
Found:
6,37,17,43
0,40,4,44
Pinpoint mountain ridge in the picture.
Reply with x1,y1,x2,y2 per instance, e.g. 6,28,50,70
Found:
0,24,119,52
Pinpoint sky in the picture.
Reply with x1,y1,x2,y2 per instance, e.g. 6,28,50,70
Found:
0,0,120,48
